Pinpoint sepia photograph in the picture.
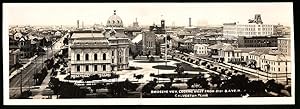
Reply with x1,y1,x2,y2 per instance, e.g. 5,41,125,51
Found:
2,2,294,105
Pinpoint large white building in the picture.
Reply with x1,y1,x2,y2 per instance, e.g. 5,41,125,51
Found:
69,10,130,78
194,44,209,56
223,14,275,38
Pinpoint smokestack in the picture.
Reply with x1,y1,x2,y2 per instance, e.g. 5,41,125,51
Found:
82,21,84,28
189,17,191,27
77,20,79,29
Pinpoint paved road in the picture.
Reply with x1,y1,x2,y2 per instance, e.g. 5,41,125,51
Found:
9,34,67,98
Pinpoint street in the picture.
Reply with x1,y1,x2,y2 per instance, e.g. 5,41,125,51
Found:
9,34,66,98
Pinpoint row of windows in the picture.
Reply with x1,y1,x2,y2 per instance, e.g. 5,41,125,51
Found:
262,60,280,66
244,40,276,43
261,65,286,72
76,51,115,61
107,20,121,24
77,65,107,72
227,52,239,57
147,41,154,47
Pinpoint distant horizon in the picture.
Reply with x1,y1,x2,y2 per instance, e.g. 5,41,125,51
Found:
4,3,293,27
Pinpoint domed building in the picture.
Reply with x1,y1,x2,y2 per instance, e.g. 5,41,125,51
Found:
105,10,125,33
69,10,130,78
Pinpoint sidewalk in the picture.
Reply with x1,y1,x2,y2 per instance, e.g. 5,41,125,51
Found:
9,55,38,79
32,69,53,99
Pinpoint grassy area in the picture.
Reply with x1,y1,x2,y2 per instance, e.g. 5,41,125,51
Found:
150,73,202,78
152,65,176,70
134,60,170,63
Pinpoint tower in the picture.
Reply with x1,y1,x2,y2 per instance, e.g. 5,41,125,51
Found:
161,19,165,29
254,14,263,24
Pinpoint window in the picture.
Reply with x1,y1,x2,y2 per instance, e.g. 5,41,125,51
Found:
94,54,97,60
86,65,89,71
77,65,80,72
112,50,114,56
103,65,106,71
103,53,106,60
112,59,114,63
77,54,80,61
119,58,122,63
94,65,97,71
278,68,280,72
278,62,280,65
85,54,89,60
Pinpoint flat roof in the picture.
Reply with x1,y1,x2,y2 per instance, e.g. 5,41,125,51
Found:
70,33,105,40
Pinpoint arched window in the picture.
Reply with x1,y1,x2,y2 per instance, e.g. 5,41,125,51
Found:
94,54,97,60
85,54,89,60
103,53,106,60
77,54,80,61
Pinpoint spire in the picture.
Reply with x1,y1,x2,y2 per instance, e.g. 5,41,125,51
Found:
114,10,116,15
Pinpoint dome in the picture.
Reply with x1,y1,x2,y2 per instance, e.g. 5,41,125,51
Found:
106,10,123,27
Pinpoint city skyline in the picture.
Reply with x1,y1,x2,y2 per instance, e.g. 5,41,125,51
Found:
4,3,293,27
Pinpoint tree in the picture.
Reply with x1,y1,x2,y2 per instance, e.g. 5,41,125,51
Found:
63,38,69,45
149,56,155,62
134,74,144,81
169,77,174,84
48,77,61,97
210,74,222,88
175,64,184,75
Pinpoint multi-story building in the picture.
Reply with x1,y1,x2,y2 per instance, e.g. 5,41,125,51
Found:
194,44,209,56
149,19,166,34
69,10,130,78
142,31,157,55
193,35,237,46
260,53,291,83
9,49,20,69
208,43,235,62
278,36,291,56
223,14,275,38
237,36,279,47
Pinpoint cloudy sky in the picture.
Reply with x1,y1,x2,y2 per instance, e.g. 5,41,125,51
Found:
4,3,293,27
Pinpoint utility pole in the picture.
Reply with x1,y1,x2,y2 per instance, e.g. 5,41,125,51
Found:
20,68,23,95
165,35,168,66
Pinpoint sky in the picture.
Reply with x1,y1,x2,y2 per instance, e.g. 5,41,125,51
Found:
4,3,293,27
